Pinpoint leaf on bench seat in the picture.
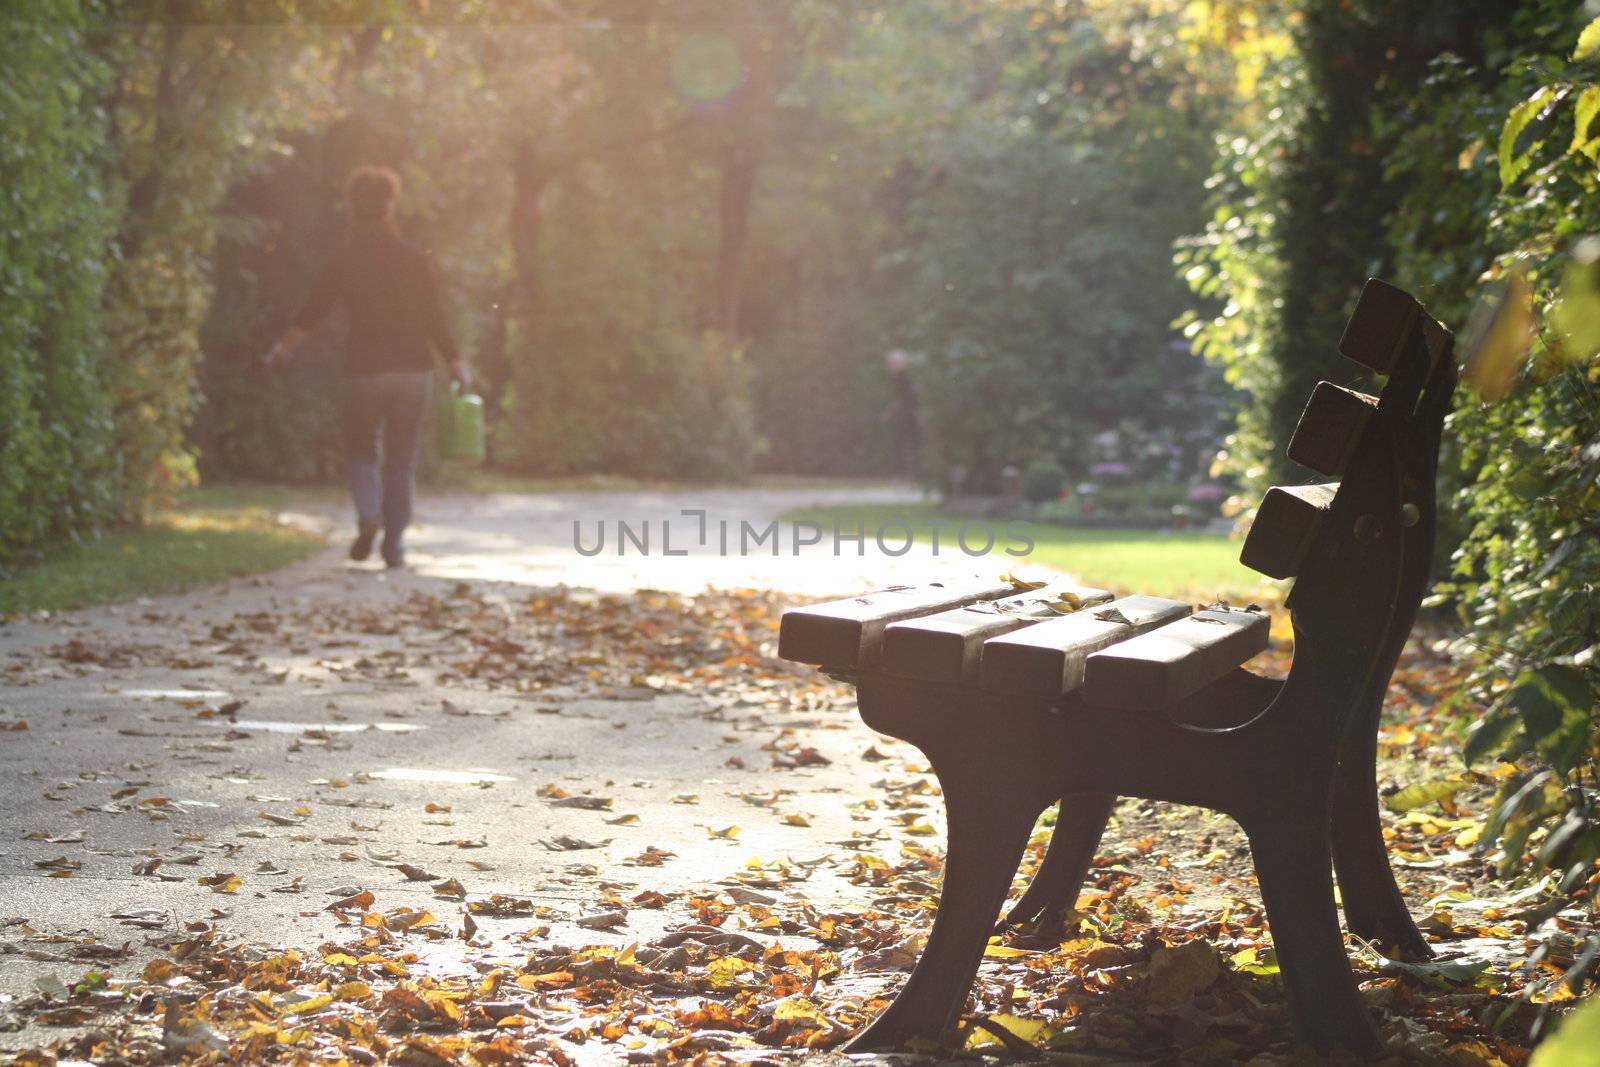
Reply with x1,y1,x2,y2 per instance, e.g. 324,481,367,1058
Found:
880,582,1113,684
1081,606,1270,710
980,595,1190,698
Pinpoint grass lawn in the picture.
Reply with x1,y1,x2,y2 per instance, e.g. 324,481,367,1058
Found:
782,502,1274,602
0,485,324,616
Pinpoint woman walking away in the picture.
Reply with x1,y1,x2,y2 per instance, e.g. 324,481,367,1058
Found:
265,166,468,569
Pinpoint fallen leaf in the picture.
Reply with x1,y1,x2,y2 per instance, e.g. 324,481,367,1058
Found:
540,835,611,851
326,889,375,911
1147,939,1222,1002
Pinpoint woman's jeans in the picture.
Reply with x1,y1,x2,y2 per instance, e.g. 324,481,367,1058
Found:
343,372,431,546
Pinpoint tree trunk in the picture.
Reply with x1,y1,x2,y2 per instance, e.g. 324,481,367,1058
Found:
709,15,779,338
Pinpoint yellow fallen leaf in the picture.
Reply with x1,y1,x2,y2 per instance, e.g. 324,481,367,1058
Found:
199,872,241,894
1147,939,1221,1002
964,1013,1053,1051
142,958,178,983
515,971,572,989
279,992,333,1016
772,995,831,1029
983,943,1034,959
706,955,757,989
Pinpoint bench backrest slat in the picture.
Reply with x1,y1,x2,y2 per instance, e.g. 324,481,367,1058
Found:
1339,278,1450,380
1289,383,1378,477
1240,482,1339,580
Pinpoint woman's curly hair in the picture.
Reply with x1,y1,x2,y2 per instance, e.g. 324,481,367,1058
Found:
345,165,401,227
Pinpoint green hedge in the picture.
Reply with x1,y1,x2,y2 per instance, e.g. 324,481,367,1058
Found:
0,4,118,569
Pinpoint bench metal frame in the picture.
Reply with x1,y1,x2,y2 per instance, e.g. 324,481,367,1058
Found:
784,281,1456,1053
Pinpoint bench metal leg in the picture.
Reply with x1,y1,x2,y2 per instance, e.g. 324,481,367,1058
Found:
1001,791,1115,931
1333,733,1434,961
846,775,1038,1052
1246,815,1381,1054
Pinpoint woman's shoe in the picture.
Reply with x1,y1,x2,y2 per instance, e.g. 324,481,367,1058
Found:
381,533,405,569
350,522,380,561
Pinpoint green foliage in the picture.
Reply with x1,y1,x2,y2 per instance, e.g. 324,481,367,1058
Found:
1499,85,1563,188
1,3,332,564
1020,460,1067,503
1405,13,1600,969
852,2,1225,491
1183,0,1598,1008
1180,1,1526,501
1174,57,1300,501
0,2,118,569
1225,0,1600,1007
93,6,326,518
189,2,1233,487
1055,480,1193,519
1531,993,1600,1067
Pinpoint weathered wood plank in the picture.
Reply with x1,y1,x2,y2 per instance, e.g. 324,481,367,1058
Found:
1339,278,1450,380
1288,382,1379,476
1239,482,1339,580
1081,606,1270,710
777,580,1017,668
880,583,1114,684
980,594,1192,698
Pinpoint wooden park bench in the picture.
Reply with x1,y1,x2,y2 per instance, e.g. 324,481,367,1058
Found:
778,280,1456,1054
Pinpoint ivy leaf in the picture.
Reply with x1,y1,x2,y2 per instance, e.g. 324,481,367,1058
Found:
1530,993,1600,1067
1461,271,1534,401
1570,86,1600,159
1573,16,1600,62
1463,705,1519,767
1507,666,1594,775
1386,779,1468,813
1554,237,1600,362
1380,956,1491,986
1499,85,1563,188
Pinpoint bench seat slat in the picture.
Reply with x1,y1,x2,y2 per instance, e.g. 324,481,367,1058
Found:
979,595,1192,698
1240,482,1339,580
1081,606,1270,710
777,580,1018,669
881,583,1113,684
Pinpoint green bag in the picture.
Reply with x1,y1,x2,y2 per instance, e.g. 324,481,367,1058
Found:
437,381,486,463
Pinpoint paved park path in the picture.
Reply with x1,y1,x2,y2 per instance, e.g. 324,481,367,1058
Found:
0,482,1058,1061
